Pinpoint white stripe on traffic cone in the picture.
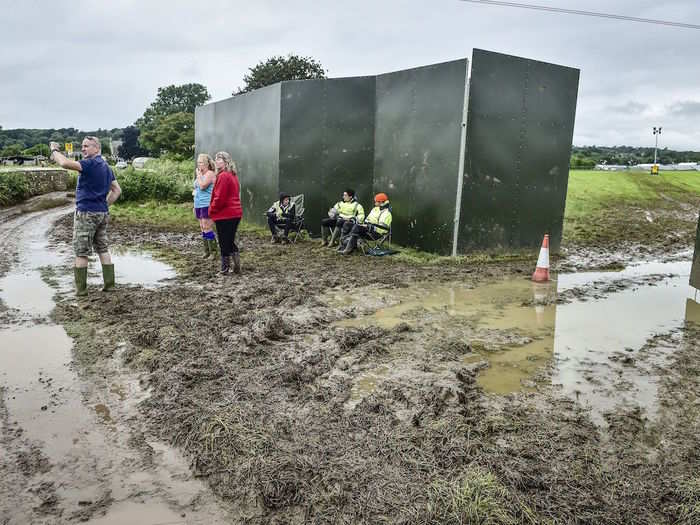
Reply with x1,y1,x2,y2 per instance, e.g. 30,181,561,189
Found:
532,234,550,282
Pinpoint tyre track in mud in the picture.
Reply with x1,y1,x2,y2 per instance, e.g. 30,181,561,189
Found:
0,201,236,524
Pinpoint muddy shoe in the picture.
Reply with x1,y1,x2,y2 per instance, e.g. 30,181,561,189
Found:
201,238,211,258
101,263,115,291
220,256,231,274
232,253,241,274
74,266,88,296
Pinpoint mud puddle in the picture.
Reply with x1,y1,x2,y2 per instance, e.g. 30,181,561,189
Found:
86,246,176,289
327,259,697,421
0,207,230,523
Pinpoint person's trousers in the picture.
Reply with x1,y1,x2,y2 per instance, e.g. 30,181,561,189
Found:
214,218,240,256
268,216,292,236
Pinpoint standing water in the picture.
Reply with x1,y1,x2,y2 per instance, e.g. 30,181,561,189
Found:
0,206,230,523
330,259,698,420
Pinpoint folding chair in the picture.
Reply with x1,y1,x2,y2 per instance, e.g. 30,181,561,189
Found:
288,194,306,243
359,225,394,256
271,194,306,243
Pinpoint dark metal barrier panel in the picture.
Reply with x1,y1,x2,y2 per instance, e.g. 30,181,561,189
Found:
459,49,579,253
195,84,281,225
279,77,375,235
373,60,468,254
691,211,700,289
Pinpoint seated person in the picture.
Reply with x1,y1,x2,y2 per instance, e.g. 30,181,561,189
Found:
341,193,392,255
320,188,365,247
266,192,295,243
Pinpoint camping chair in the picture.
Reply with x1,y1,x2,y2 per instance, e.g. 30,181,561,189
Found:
272,194,306,243
359,224,394,256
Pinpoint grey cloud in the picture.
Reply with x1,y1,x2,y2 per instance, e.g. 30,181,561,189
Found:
668,101,700,117
604,101,649,114
2,0,700,150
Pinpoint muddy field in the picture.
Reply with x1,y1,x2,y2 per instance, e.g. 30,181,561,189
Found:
2,196,700,523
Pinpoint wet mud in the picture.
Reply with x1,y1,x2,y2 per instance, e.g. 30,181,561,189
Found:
31,210,700,523
0,204,234,524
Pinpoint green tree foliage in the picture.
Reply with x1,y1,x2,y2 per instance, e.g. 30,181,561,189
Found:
118,126,147,160
116,159,193,203
1,143,24,157
0,128,117,156
0,171,30,206
139,112,195,159
235,54,327,94
136,83,210,158
22,144,50,157
570,145,700,167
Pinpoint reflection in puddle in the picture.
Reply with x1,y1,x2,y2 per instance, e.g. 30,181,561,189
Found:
87,247,175,288
331,260,696,420
0,270,55,316
0,325,89,460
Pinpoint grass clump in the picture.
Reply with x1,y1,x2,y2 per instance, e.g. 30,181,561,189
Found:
417,469,534,525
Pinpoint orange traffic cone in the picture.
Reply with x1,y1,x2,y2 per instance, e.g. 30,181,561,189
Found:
532,234,550,282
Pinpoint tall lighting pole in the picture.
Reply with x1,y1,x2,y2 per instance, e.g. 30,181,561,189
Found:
652,126,662,174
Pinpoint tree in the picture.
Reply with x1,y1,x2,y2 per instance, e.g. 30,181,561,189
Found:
139,112,194,159
136,83,210,158
137,83,210,128
118,126,147,159
22,144,50,157
1,144,23,157
235,54,327,95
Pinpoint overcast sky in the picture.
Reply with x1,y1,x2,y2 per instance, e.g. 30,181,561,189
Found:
2,0,699,149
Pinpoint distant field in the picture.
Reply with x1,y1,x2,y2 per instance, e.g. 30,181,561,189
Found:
563,169,700,246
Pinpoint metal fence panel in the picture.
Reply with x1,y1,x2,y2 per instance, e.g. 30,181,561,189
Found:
459,49,579,252
279,77,376,235
691,211,700,289
373,59,468,254
195,84,281,224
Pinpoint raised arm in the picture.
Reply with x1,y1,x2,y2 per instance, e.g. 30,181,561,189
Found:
49,142,82,172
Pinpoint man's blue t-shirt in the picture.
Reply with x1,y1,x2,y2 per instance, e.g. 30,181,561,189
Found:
76,155,115,212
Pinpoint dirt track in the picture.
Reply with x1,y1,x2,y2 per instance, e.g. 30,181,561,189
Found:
36,209,700,524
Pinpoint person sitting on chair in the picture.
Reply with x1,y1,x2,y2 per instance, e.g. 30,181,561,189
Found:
341,193,392,255
266,192,295,243
320,188,365,247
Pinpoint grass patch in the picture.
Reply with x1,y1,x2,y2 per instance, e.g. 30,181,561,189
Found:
416,469,535,525
110,200,267,235
563,170,700,245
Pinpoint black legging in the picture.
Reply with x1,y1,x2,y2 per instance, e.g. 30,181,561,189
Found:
215,218,240,256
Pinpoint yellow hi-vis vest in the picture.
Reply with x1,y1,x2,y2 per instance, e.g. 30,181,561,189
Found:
270,200,293,219
366,205,392,231
333,200,365,222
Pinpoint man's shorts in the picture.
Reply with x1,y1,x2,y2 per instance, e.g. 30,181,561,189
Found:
73,211,110,257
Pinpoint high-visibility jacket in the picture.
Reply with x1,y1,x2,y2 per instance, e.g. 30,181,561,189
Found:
268,200,295,220
333,199,365,222
366,204,392,231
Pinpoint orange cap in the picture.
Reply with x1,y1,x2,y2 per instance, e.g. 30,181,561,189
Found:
374,192,388,202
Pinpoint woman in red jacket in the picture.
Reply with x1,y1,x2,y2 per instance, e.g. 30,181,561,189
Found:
209,151,243,274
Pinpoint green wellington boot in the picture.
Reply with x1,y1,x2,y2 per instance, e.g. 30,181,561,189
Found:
74,267,88,297
101,264,115,292
202,238,211,259
209,239,219,258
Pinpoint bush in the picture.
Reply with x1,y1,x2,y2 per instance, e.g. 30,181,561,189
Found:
0,171,30,206
116,158,194,203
